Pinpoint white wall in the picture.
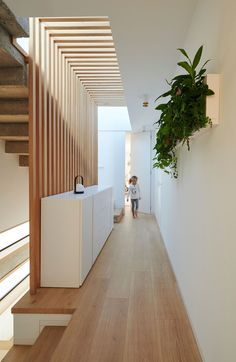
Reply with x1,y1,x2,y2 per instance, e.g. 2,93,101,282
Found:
98,107,131,210
154,1,236,361
130,132,151,213
98,131,126,209
0,141,29,232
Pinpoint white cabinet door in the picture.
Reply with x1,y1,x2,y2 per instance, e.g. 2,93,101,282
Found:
80,197,93,284
41,199,80,287
93,188,113,263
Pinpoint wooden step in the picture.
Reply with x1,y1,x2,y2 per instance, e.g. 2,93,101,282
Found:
0,122,28,141
2,345,31,362
0,115,29,122
0,99,28,115
19,155,29,167
0,67,27,86
114,208,124,223
5,141,28,154
2,326,66,362
24,326,66,362
0,85,28,98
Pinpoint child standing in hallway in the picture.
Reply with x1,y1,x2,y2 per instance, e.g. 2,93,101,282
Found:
127,176,141,218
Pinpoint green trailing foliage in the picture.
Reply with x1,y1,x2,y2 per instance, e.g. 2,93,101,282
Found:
153,46,214,178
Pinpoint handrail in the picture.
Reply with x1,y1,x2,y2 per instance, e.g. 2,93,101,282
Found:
0,274,29,302
0,221,29,252
0,234,29,253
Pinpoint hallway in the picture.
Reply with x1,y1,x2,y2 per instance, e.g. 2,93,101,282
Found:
23,211,202,362
50,212,201,361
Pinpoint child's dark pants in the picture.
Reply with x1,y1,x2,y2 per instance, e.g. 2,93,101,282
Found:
131,199,139,214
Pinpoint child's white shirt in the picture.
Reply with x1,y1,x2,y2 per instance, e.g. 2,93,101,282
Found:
127,184,141,200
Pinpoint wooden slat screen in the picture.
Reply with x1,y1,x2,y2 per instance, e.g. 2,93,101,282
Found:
29,18,107,293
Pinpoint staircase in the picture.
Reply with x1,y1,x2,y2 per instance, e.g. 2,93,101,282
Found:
0,222,30,360
0,0,29,167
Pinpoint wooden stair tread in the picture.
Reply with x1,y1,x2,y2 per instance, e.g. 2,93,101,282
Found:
23,326,66,362
11,288,81,315
0,85,28,98
0,115,29,122
0,122,28,141
3,327,65,362
0,99,28,115
114,208,124,223
5,141,29,155
19,155,29,167
0,66,27,86
114,208,123,216
2,346,31,362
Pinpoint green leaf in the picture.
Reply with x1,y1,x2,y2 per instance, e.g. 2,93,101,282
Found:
172,74,190,81
155,90,171,101
192,46,203,69
177,61,193,76
178,48,192,63
206,89,215,96
199,59,210,73
155,103,167,111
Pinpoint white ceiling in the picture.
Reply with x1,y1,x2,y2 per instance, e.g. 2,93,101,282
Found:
6,0,197,130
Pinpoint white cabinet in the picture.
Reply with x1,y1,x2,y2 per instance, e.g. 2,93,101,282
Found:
93,188,113,262
41,186,113,288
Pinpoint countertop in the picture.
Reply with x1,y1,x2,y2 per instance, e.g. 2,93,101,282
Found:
41,185,112,200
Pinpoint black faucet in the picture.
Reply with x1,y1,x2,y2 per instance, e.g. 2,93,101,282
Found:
74,175,84,194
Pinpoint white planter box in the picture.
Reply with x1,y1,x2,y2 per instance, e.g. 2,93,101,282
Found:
206,74,220,125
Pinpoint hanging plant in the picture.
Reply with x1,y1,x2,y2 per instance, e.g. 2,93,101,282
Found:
153,46,214,178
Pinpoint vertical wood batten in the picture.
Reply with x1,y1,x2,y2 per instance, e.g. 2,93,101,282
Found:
29,18,98,293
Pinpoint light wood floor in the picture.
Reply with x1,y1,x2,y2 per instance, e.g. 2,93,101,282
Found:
12,212,202,362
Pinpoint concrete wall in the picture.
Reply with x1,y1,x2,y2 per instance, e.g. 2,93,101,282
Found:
154,1,236,361
0,141,29,232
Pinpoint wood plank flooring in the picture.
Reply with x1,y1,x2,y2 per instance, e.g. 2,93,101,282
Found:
11,212,202,362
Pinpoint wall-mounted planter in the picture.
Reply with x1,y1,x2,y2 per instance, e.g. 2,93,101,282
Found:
153,46,219,177
206,74,220,125
190,74,220,139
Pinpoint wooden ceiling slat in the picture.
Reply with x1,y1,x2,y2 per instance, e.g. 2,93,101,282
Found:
54,39,114,44
61,51,116,55
49,32,112,37
81,80,122,83
69,64,119,68
53,36,113,41
46,17,125,105
58,46,116,54
68,61,118,64
57,45,115,49
64,55,117,58
46,26,111,31
40,17,109,22
73,70,120,74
